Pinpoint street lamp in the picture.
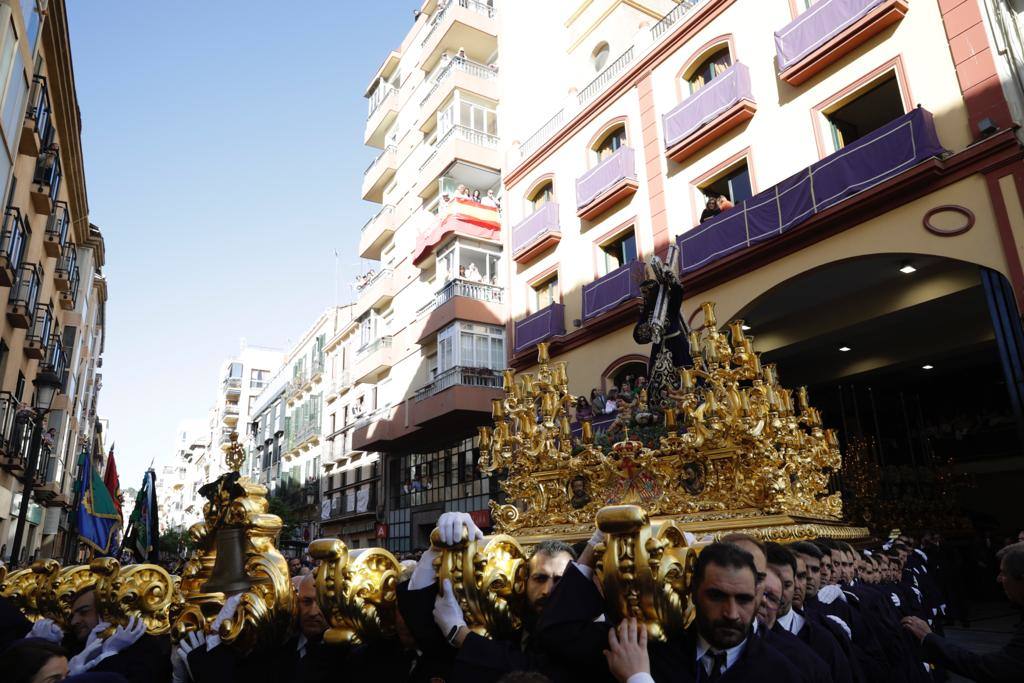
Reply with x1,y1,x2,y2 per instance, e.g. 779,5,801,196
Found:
9,369,62,565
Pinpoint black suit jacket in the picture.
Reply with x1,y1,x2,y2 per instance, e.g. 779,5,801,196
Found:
920,619,1024,682
806,592,889,682
0,594,31,652
788,611,855,683
90,633,172,683
765,622,834,683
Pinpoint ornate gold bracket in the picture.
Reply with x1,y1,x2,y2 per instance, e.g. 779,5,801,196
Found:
310,538,400,645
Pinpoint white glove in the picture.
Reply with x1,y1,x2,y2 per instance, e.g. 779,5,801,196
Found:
172,631,206,683
68,622,110,675
101,616,146,657
207,593,243,650
432,579,467,642
817,584,846,605
408,548,440,591
437,511,483,546
588,528,605,547
28,617,64,644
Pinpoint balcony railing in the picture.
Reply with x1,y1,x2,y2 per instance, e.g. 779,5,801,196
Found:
677,108,945,273
435,278,503,308
223,377,242,392
55,247,76,289
356,267,393,294
420,124,500,171
517,0,711,162
512,201,560,257
582,260,644,321
578,47,635,107
513,302,565,354
775,0,902,77
576,146,636,211
365,145,397,177
33,147,61,201
367,81,396,118
25,76,53,147
415,365,501,401
60,264,80,311
421,57,497,106
44,201,70,253
26,303,53,355
663,62,754,151
43,330,66,377
325,486,378,519
9,263,41,311
1,207,29,275
362,204,395,234
421,0,497,48
357,336,393,359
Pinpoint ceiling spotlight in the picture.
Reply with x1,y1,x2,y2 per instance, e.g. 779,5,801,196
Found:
839,346,851,352
922,364,934,370
741,324,751,331
899,263,917,274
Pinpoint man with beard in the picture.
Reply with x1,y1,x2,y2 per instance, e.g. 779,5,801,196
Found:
398,511,575,683
721,535,830,683
597,542,803,682
767,543,852,683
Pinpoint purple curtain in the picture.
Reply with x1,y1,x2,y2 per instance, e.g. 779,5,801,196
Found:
775,0,888,71
514,303,566,353
663,63,754,148
576,146,636,210
512,202,560,254
582,260,644,321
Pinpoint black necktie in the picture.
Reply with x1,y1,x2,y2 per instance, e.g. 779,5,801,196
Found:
706,650,728,683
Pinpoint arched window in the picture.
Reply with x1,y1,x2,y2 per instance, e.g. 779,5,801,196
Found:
593,125,626,163
528,180,554,210
592,42,610,72
687,47,731,94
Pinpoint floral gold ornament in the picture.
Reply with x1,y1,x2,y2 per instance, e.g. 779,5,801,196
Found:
0,559,60,622
429,526,528,640
481,303,865,545
309,538,400,645
35,563,100,629
92,558,179,635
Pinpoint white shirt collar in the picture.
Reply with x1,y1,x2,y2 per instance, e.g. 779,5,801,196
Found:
776,609,805,635
695,633,747,675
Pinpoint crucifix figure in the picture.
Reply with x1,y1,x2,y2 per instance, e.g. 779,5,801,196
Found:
633,243,692,408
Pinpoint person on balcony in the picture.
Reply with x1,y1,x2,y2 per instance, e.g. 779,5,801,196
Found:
574,397,593,422
465,263,483,282
590,389,607,416
699,195,720,223
482,190,499,209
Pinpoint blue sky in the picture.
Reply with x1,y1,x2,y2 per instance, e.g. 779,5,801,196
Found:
66,1,421,487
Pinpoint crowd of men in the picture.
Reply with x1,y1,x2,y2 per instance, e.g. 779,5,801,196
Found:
0,514,1021,682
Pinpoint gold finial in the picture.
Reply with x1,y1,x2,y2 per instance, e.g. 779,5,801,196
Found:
224,432,245,472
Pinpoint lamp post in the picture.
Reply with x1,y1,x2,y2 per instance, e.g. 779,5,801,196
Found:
9,369,62,566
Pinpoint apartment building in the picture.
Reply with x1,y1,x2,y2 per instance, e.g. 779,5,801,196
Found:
0,0,109,563
156,419,210,533
497,0,1024,521
350,0,504,552
213,342,282,461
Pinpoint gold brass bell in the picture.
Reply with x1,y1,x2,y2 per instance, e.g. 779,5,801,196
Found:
202,527,251,595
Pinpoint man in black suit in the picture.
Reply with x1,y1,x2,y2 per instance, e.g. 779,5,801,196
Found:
599,542,804,682
767,543,852,683
903,542,1024,682
398,511,576,683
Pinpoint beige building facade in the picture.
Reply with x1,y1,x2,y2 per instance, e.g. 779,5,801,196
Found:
497,0,1024,522
0,0,108,564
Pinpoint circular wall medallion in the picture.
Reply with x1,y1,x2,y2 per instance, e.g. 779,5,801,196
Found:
923,205,974,236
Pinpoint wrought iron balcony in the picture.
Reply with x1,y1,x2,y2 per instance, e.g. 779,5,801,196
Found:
42,329,66,377
20,75,53,158
30,146,61,215
59,264,79,311
43,200,70,258
415,365,501,402
25,303,53,360
0,207,28,287
7,263,41,329
54,246,76,292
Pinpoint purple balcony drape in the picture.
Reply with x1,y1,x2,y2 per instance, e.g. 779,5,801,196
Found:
512,202,560,254
514,303,565,354
582,260,644,321
576,146,636,210
775,0,890,71
677,108,945,274
663,63,754,148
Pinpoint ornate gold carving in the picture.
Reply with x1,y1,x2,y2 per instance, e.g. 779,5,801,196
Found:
0,560,59,622
594,506,698,642
92,558,178,635
429,528,528,640
36,564,100,629
481,304,849,540
309,539,399,645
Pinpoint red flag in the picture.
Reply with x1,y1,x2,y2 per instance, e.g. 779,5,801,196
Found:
103,446,122,518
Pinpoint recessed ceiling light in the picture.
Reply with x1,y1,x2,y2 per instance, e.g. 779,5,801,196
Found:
839,346,851,352
899,264,917,274
741,324,751,331
922,364,934,370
